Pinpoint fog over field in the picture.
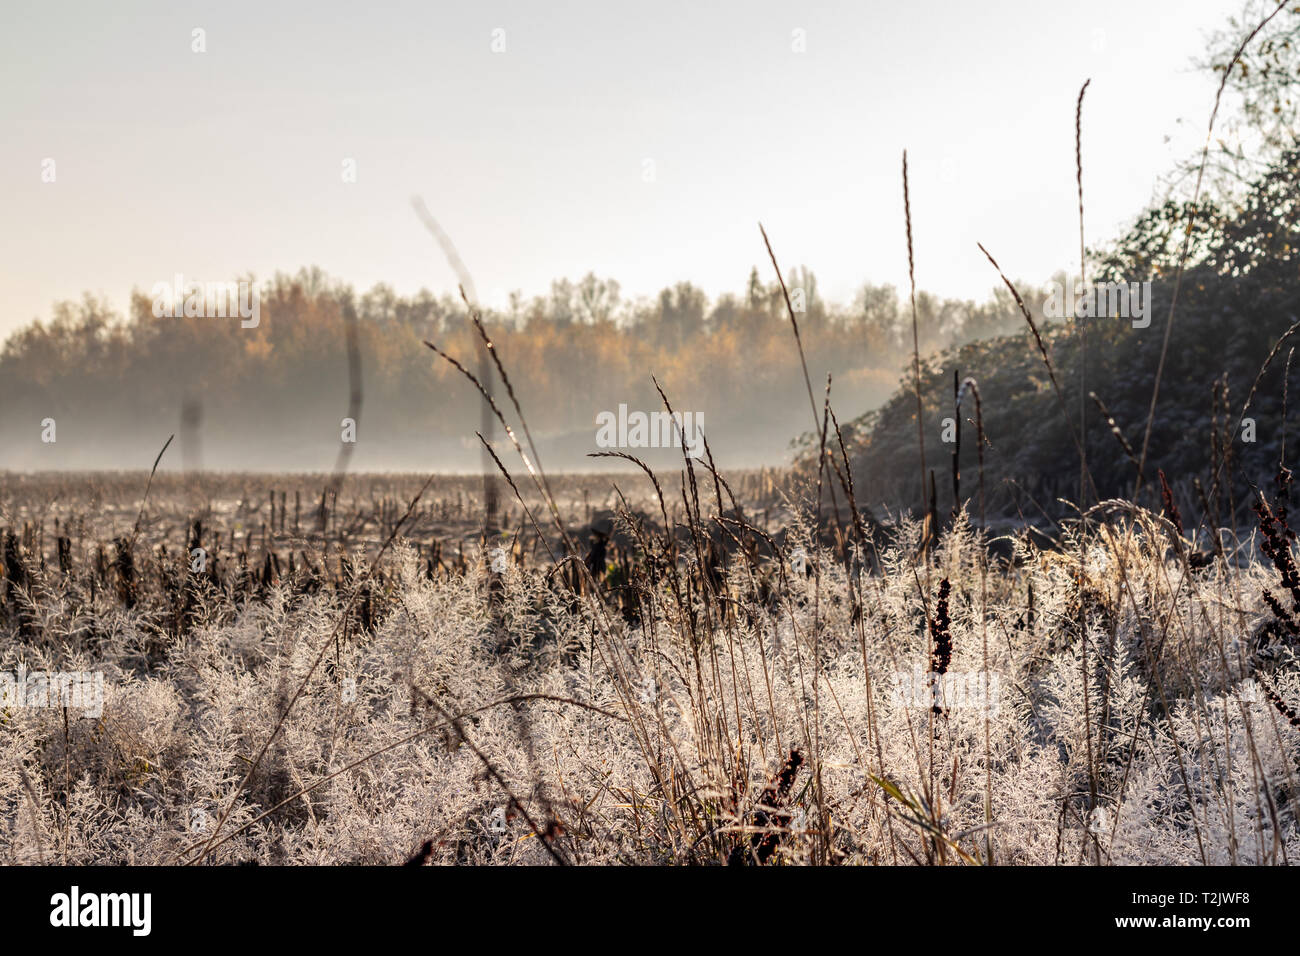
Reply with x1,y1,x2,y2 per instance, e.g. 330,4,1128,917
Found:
1,1,1300,925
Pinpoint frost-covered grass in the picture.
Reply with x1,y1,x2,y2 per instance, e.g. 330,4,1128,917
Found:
3,497,1298,866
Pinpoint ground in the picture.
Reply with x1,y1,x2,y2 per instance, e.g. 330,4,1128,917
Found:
1,470,1298,864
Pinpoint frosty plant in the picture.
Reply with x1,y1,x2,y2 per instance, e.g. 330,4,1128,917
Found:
3,1,1297,869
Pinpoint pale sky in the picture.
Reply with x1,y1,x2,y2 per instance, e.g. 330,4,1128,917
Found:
0,0,1241,338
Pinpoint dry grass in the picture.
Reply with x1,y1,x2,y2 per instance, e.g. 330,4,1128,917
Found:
3,475,1299,865
3,3,1296,867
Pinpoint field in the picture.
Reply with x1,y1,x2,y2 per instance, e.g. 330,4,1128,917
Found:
2,1,1298,871
2,456,1299,866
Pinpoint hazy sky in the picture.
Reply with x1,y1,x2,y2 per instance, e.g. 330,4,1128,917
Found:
0,0,1241,338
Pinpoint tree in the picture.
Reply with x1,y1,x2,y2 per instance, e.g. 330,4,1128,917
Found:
1170,1,1300,201
575,273,621,325
652,282,708,350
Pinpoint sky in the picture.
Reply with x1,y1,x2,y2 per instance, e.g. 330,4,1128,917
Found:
0,0,1244,339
